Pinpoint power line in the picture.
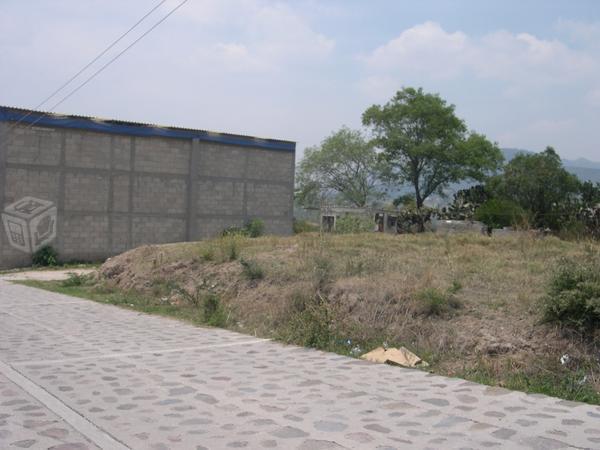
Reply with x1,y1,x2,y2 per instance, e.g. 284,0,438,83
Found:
24,0,189,130
11,0,168,128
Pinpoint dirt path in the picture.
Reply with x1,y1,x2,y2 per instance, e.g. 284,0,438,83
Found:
0,268,96,282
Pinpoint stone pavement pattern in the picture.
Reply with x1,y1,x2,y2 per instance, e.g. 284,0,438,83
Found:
1,279,599,449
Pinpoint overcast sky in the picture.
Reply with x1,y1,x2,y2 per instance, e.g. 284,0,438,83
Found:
1,0,599,161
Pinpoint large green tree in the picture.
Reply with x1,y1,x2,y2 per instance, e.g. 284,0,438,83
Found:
487,147,581,229
362,87,503,209
296,127,383,207
580,181,600,207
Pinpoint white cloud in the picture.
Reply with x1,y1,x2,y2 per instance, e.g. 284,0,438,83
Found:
364,21,469,79
168,0,335,71
362,22,597,88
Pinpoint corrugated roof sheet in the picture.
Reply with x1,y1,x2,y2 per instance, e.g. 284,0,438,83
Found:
0,106,295,152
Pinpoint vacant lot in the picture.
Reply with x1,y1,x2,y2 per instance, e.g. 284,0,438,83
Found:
27,232,600,403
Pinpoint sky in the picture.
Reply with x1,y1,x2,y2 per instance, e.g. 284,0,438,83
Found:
1,0,599,162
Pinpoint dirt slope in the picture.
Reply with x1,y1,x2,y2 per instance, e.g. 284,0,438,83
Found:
98,232,600,393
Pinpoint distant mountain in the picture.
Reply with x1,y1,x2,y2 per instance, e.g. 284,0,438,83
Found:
564,166,600,183
563,158,600,170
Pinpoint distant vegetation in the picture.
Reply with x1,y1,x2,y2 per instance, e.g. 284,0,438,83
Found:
296,86,600,239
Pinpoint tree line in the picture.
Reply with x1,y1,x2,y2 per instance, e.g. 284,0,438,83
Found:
296,87,600,236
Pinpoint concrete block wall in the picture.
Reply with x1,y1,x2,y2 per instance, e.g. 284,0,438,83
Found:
0,120,295,269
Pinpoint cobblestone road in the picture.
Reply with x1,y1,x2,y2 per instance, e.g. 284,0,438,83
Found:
1,279,599,449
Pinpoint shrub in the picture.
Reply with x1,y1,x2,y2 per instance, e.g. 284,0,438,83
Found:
32,245,58,267
396,207,435,233
293,219,319,234
245,219,265,238
282,293,332,348
203,293,227,326
542,257,600,333
216,236,240,261
240,258,264,280
415,287,461,316
172,283,204,308
221,226,245,237
474,198,528,230
221,219,265,238
558,217,588,241
312,255,333,290
172,282,227,326
334,215,373,234
200,246,215,261
61,272,89,287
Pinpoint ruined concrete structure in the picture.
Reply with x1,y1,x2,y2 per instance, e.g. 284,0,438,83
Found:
0,107,295,269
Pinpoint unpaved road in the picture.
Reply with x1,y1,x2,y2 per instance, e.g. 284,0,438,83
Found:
0,268,96,282
0,279,599,449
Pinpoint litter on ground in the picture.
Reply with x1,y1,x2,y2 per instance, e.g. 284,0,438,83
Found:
361,346,429,368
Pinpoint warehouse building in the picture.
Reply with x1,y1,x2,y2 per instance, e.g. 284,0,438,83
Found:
0,106,295,269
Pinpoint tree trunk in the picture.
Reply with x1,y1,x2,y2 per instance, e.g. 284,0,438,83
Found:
414,183,425,232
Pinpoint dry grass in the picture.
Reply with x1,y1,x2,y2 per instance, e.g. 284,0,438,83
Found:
93,231,600,401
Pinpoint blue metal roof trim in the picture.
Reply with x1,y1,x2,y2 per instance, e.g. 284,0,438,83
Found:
0,107,296,153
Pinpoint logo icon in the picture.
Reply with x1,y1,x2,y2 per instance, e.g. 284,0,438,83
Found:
2,196,57,253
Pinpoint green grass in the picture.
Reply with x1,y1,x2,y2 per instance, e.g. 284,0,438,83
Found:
456,359,600,405
14,280,222,328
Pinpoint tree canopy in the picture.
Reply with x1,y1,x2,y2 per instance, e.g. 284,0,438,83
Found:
362,87,503,209
295,127,383,207
487,147,582,229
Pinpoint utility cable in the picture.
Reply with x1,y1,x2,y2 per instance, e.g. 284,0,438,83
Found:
34,0,190,123
9,0,168,128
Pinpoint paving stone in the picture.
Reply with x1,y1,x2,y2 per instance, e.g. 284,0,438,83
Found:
270,426,309,438
1,279,599,450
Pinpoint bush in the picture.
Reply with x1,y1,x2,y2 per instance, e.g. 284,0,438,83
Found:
312,255,333,290
542,257,600,333
61,272,89,287
396,207,435,233
221,219,265,238
200,246,215,261
293,219,319,234
245,219,265,238
216,236,240,261
282,293,332,348
415,287,461,316
32,246,58,267
172,283,227,326
474,198,528,230
558,217,588,241
203,293,227,326
221,226,245,237
240,258,264,280
334,215,373,234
